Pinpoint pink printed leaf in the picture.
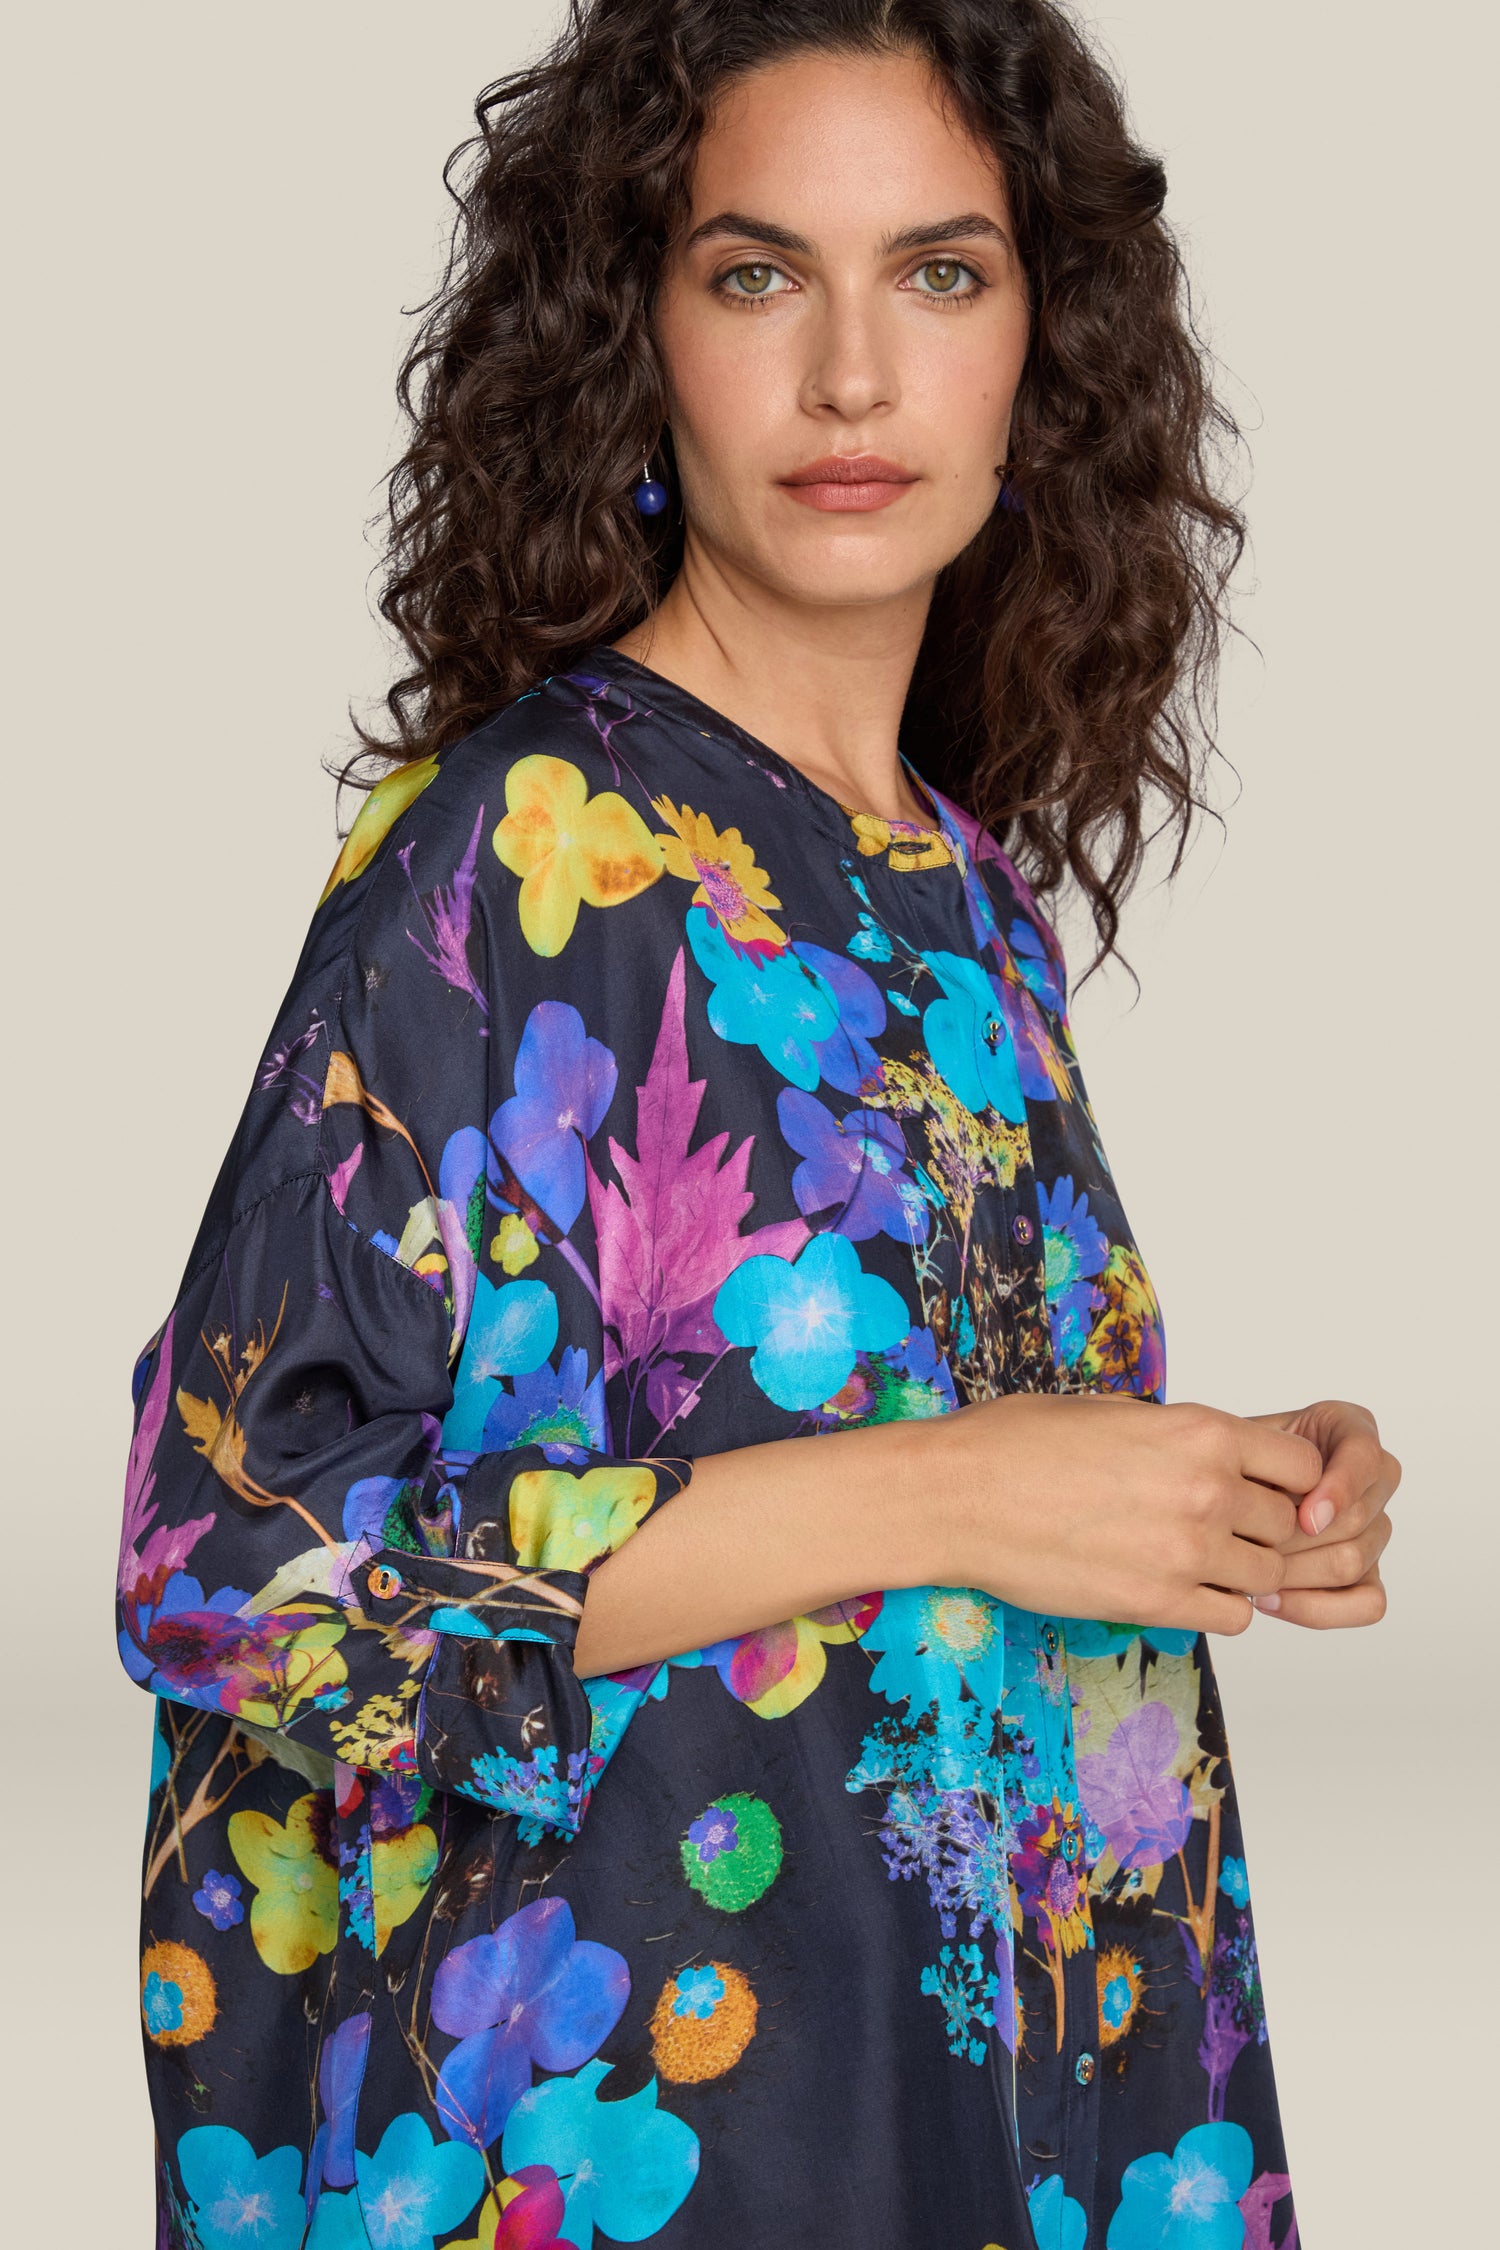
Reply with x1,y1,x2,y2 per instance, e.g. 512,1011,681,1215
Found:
118,1310,176,1591
1076,1699,1193,1871
589,947,808,1379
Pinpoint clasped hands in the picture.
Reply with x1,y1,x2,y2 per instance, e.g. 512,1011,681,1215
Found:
1241,1397,1397,1629
947,1390,1398,1636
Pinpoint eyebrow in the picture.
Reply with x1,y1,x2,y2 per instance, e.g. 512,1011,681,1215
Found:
680,209,1010,257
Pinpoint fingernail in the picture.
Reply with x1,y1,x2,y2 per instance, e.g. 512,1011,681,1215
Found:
1254,1592,1281,1612
1308,1499,1335,1534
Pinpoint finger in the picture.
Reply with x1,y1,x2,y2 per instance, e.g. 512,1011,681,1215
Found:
1217,1536,1291,1597
1229,1481,1301,1549
1277,1515,1392,1591
1257,1565,1387,1630
1237,1422,1324,1497
1296,1429,1393,1537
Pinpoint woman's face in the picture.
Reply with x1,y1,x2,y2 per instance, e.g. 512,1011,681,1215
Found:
652,47,1031,614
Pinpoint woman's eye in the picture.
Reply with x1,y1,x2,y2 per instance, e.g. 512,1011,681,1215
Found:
717,262,790,302
911,258,981,300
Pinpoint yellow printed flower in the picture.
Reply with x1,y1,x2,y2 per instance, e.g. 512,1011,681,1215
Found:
490,1214,539,1272
140,1941,217,2047
1097,1944,1145,2047
227,1792,339,1975
318,755,441,903
370,1824,439,1955
651,797,786,949
509,1463,659,1571
493,754,664,956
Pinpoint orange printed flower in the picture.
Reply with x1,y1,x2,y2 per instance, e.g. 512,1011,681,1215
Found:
493,754,664,956
140,1940,217,2046
651,797,786,951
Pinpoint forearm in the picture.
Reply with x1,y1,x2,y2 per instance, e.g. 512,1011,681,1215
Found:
571,1412,956,1677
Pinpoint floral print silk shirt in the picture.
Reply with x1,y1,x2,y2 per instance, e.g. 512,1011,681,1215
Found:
118,645,1298,2250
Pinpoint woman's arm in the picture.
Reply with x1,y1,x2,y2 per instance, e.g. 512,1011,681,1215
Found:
572,1391,1329,1675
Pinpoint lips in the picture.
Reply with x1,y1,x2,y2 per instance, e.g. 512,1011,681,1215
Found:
777,454,919,514
780,455,916,486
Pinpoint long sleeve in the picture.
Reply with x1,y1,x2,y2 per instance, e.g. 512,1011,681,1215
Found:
116,726,695,1843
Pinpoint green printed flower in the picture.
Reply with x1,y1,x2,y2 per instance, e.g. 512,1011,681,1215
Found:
680,1793,783,1911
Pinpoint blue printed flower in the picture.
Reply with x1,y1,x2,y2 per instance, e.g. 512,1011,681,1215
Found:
686,904,839,1088
862,1583,1006,1727
118,1570,251,1695
919,951,1025,1121
143,1970,183,2037
1010,914,1066,1013
687,1805,739,1862
1219,1856,1251,1909
712,1231,909,1411
1106,2122,1254,2249
355,2112,486,2250
1102,1972,1134,2030
305,2194,367,2250
479,1343,605,1463
791,940,888,1093
1060,1617,1199,1661
176,2125,305,2250
672,1965,726,2019
502,2058,700,2250
431,1896,630,2151
490,999,618,1233
1037,1176,1110,1367
441,1274,559,1452
1030,2172,1089,2250
776,1088,926,1243
846,912,893,963
192,1869,244,1931
306,2010,372,2198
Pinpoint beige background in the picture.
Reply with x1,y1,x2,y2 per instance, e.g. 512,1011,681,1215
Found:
5,3,1493,2238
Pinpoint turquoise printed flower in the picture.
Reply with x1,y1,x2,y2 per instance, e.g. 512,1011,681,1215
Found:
686,905,839,1087
672,1964,726,2019
441,1274,559,1451
354,2111,486,2250
1060,1616,1199,1660
919,950,1025,1121
143,1970,183,2037
176,2125,305,2250
306,2194,368,2250
862,1583,1006,1726
1102,1972,1134,2029
712,1231,909,1410
1029,2171,1089,2250
501,2058,699,2250
1219,1856,1250,1908
1106,2122,1254,2249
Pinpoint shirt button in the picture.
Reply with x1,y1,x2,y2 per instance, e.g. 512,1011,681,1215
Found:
1075,2051,1095,2086
1043,1625,1060,1653
367,1564,403,1600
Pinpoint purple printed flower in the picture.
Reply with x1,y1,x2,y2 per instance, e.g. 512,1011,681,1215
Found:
687,1806,739,1864
792,941,888,1094
404,807,489,1016
776,1088,927,1244
490,1002,618,1234
310,2011,372,2194
192,1869,244,1931
431,1896,630,2151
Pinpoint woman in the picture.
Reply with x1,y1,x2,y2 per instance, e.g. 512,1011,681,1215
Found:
116,5,1397,2246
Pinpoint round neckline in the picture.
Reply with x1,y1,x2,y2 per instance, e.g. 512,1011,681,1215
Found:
565,640,960,864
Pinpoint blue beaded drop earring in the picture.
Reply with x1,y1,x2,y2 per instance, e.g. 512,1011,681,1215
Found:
998,457,1025,515
633,455,669,516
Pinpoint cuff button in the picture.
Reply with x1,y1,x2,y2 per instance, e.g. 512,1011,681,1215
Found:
367,1564,404,1601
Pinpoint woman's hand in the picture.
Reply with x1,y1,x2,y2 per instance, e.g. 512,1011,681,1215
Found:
938,1394,1321,1636
1249,1399,1398,1628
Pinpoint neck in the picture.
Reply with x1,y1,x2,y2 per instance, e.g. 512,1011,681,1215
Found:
609,540,936,825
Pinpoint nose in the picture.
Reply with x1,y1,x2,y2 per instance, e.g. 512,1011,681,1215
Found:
798,284,898,422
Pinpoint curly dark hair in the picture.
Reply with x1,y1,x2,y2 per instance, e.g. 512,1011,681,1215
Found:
349,0,1245,967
